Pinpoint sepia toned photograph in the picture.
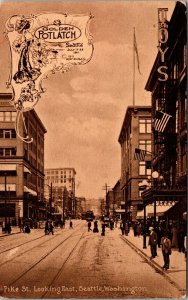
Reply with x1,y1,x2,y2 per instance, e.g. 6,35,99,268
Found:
0,0,187,299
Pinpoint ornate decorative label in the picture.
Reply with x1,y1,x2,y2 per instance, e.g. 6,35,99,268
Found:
5,13,94,112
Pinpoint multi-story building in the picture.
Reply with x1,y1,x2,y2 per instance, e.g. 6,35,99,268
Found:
118,106,152,221
44,168,76,218
75,196,86,218
0,93,47,225
112,180,123,220
143,1,187,226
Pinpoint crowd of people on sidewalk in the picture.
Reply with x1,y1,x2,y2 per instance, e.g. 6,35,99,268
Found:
120,219,187,270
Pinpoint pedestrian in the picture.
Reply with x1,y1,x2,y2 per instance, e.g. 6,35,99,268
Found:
49,222,54,235
110,220,114,230
171,224,178,248
161,231,172,270
88,221,92,232
69,220,73,229
120,221,125,235
101,222,105,236
125,222,129,236
137,223,142,237
7,223,12,234
156,225,164,248
93,220,99,233
133,222,137,236
148,227,158,259
24,223,31,233
177,224,185,252
44,221,49,235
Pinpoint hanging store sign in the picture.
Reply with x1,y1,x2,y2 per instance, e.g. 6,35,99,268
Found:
5,13,94,142
157,8,168,81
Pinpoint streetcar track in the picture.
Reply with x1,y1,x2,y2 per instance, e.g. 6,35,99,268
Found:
0,234,58,268
41,231,85,299
8,223,84,286
0,223,81,255
0,234,48,255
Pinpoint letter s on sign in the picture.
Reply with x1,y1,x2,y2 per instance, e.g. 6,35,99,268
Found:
157,66,168,81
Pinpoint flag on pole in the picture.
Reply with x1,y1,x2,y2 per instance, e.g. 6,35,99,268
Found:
134,30,141,75
154,111,172,132
134,148,146,161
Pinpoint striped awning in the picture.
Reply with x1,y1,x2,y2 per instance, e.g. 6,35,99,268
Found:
136,204,176,218
24,186,37,196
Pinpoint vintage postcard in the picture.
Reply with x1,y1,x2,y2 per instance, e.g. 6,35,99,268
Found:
0,0,187,299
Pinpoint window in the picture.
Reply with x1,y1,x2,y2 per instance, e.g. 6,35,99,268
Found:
0,148,16,156
0,112,4,121
139,162,151,176
139,119,151,133
12,112,17,121
0,111,16,122
139,140,151,153
0,129,16,138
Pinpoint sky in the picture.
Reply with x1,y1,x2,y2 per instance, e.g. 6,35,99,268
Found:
0,0,176,199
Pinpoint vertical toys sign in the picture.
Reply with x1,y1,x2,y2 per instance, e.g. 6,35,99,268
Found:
157,8,168,81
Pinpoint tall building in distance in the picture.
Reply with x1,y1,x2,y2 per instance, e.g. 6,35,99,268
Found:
118,106,152,221
0,93,47,225
44,168,76,218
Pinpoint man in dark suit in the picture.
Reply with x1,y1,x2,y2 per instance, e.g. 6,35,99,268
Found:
148,227,158,259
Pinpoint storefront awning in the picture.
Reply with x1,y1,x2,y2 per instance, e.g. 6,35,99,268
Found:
0,164,17,171
54,206,63,214
24,186,37,196
115,209,125,213
136,203,176,218
24,166,31,174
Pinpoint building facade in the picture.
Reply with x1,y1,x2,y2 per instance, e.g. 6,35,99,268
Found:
44,167,76,218
143,1,187,226
0,93,47,226
118,106,152,221
112,180,124,220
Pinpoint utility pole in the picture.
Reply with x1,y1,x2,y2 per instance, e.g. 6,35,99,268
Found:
4,172,7,230
102,183,110,217
49,182,52,219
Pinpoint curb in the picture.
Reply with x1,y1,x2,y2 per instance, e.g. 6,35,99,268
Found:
0,231,21,237
120,235,186,296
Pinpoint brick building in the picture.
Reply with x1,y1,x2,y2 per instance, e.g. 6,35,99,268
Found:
118,106,152,221
44,168,76,218
0,93,47,225
143,1,187,226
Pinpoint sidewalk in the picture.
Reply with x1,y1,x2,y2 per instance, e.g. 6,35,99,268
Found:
120,228,186,294
0,220,82,238
0,226,21,237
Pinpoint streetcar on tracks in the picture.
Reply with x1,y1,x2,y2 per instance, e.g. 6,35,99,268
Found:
85,210,95,221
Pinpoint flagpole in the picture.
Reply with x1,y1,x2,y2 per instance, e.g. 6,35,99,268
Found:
133,27,135,107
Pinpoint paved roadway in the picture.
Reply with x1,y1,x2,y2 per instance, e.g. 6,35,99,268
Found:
0,220,184,299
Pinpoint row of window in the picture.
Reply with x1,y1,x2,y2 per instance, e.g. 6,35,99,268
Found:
0,148,16,156
46,170,73,175
139,119,151,133
139,140,151,152
0,111,17,122
0,129,16,139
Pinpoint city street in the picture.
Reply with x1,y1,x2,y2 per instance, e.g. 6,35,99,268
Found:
0,221,184,299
